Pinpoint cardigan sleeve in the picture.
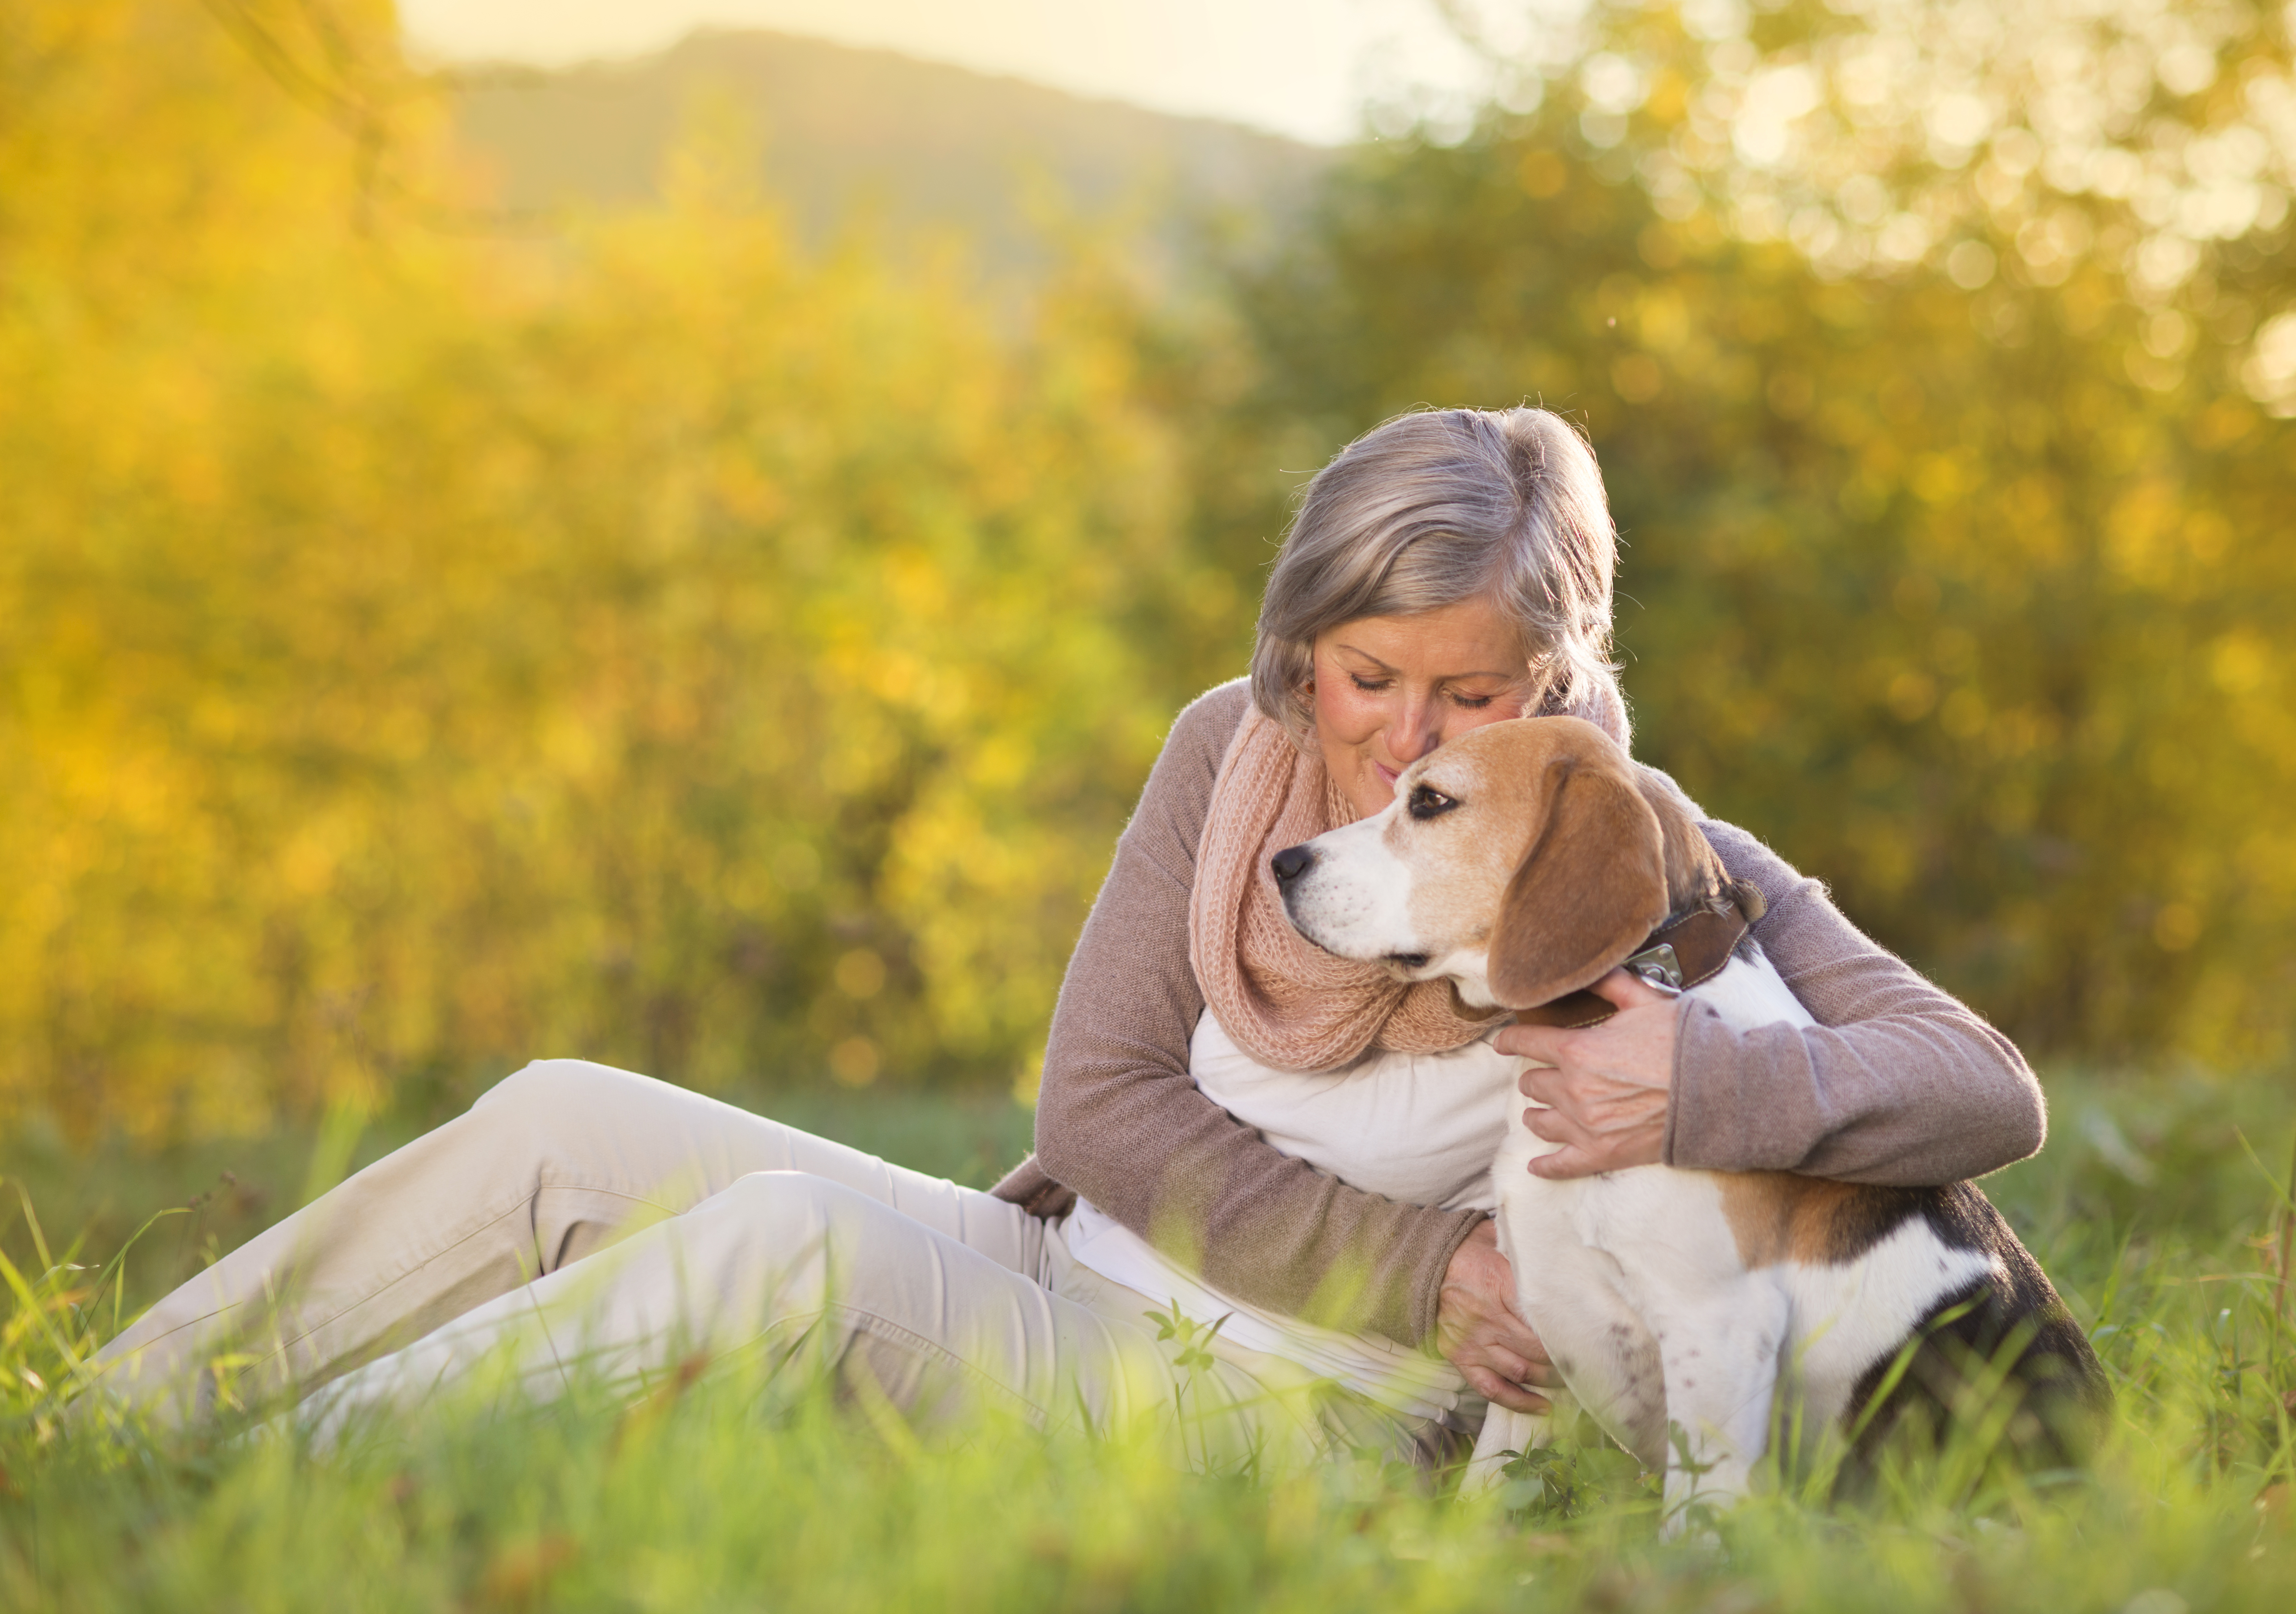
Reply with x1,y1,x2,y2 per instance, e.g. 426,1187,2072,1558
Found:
1662,819,2046,1184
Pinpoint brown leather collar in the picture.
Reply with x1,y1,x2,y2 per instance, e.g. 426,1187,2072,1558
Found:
1510,879,1767,1030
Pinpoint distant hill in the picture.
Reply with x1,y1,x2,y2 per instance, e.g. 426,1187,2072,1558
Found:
443,29,1331,270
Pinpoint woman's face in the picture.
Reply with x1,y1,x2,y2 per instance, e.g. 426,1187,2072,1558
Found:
1310,596,1540,820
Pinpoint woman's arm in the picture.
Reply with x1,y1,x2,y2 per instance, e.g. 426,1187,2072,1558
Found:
1002,679,1485,1349
1661,820,2047,1184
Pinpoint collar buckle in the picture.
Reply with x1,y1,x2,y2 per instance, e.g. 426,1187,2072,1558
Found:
1623,942,1685,992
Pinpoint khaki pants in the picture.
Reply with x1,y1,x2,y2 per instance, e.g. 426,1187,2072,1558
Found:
92,1060,1456,1473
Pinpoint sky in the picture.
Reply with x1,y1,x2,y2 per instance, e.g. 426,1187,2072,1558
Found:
393,0,1511,145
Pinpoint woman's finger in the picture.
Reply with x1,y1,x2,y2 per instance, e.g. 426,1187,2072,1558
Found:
1524,1106,1580,1148
1495,1022,1573,1064
1498,1305,1552,1363
1482,1341,1557,1388
1519,1065,1571,1106
1476,1301,1554,1374
1473,1343,1532,1385
1465,1365,1551,1416
1457,1304,1539,1356
1527,1142,1597,1180
1588,966,1672,1010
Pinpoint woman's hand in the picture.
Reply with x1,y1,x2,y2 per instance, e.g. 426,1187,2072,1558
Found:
1436,1219,1554,1413
1492,968,1680,1179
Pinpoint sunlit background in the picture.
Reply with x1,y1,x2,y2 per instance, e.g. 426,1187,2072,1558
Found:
5,0,2294,1146
396,0,1493,143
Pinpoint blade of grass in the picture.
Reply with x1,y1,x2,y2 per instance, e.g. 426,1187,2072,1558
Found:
15,1184,56,1279
2276,1131,2294,1325
0,1245,87,1378
299,1097,370,1210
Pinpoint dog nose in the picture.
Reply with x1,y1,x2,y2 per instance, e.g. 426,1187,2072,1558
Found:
1271,845,1314,887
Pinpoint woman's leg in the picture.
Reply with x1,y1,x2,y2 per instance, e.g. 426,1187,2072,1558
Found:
93,1060,1041,1424
304,1171,1153,1441
307,1174,1461,1478
1049,1244,1475,1479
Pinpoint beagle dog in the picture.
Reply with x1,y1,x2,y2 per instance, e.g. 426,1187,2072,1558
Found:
1272,717,2107,1520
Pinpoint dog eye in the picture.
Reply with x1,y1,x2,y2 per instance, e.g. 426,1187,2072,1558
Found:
1407,784,1458,821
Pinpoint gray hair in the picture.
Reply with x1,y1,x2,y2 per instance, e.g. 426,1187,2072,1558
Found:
1250,407,1629,748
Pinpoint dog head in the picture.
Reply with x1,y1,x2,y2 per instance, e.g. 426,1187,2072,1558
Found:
1272,718,1728,1011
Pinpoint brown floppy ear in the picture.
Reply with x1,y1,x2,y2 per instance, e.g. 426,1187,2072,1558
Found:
1486,756,1673,1010
1633,766,1730,916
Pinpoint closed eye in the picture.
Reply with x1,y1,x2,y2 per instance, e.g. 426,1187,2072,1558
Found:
1407,784,1458,820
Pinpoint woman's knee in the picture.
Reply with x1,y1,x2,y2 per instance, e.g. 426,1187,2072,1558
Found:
714,1168,857,1216
704,1170,914,1253
474,1058,668,1125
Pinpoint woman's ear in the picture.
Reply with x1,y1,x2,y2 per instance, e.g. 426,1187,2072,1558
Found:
1486,757,1672,1009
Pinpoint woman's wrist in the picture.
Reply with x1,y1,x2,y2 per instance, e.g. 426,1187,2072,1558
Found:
1420,1210,1495,1348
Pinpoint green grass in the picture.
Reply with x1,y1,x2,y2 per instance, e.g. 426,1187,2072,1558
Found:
2,1070,2292,1611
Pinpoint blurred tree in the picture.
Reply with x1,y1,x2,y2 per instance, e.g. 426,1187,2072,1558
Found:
1221,0,2296,1060
6,0,2292,1145
0,2,1240,1136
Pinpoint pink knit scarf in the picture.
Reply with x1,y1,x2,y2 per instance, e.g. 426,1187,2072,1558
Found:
1187,706,1494,1072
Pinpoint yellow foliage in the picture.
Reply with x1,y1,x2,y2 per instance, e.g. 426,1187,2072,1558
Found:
1225,0,2296,1065
0,2,1225,1135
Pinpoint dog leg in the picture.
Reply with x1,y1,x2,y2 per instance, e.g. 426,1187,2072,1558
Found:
1494,1188,1668,1471
1460,1400,1560,1494
1641,1278,1792,1530
1460,1195,1576,1497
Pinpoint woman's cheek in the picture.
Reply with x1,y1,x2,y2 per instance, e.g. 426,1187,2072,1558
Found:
1335,693,1392,749
1312,682,1374,746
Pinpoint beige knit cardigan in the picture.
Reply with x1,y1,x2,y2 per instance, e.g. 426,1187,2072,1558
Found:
990,680,2045,1350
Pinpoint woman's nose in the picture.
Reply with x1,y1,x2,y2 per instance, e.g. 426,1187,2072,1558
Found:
1387,704,1442,762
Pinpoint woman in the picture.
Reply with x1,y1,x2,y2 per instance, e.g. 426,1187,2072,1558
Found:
91,407,2042,1473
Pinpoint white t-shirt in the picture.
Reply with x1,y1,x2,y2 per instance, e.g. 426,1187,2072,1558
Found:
1063,1008,1524,1424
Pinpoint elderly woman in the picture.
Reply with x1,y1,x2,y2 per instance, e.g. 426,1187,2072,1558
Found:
93,407,2041,1470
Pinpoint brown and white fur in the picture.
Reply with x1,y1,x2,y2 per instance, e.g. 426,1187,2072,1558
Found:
1273,717,2107,1521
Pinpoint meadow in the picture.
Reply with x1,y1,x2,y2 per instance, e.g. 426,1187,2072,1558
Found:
1,1066,2291,1611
